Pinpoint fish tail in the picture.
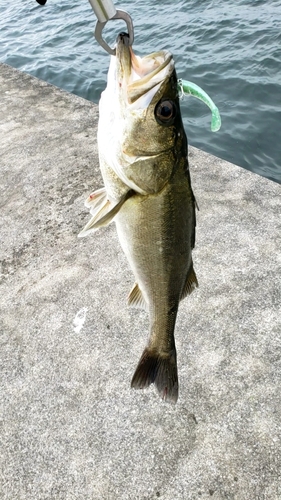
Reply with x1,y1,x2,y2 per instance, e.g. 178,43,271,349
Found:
131,348,178,403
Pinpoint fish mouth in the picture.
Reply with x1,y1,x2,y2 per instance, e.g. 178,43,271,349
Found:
116,33,174,104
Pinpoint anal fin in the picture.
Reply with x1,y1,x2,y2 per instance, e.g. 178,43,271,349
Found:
127,283,148,311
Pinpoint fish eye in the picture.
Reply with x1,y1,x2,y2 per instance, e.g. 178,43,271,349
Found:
155,99,177,126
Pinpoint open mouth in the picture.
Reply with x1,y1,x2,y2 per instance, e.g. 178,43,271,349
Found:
128,49,173,104
116,34,174,104
129,49,173,84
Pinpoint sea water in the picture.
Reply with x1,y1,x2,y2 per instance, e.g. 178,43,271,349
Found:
1,0,281,183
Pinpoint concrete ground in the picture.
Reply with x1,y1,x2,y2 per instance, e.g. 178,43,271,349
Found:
1,62,281,500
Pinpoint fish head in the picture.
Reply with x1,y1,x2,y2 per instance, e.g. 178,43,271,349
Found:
98,33,187,196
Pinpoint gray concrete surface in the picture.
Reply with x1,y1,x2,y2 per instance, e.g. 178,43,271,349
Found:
1,62,281,500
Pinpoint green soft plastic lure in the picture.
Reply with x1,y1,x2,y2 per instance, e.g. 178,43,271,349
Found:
177,79,221,132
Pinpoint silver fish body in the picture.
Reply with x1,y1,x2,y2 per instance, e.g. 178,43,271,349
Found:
79,34,198,403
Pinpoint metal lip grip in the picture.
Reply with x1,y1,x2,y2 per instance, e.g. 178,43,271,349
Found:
88,0,134,55
94,9,134,55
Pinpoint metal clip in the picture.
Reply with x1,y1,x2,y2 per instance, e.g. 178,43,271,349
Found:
94,9,134,55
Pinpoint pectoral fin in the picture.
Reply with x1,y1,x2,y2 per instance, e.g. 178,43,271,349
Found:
78,189,135,237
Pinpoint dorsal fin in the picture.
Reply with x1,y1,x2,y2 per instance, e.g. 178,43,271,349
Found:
127,283,148,311
180,263,198,301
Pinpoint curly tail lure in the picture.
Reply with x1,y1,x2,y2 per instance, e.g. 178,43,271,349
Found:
177,79,221,132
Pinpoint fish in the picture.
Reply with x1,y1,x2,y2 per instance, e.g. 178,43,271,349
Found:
79,33,198,403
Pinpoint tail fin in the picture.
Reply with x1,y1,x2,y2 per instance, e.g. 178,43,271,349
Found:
131,348,178,403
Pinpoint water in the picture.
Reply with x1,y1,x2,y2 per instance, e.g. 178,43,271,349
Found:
1,0,281,183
